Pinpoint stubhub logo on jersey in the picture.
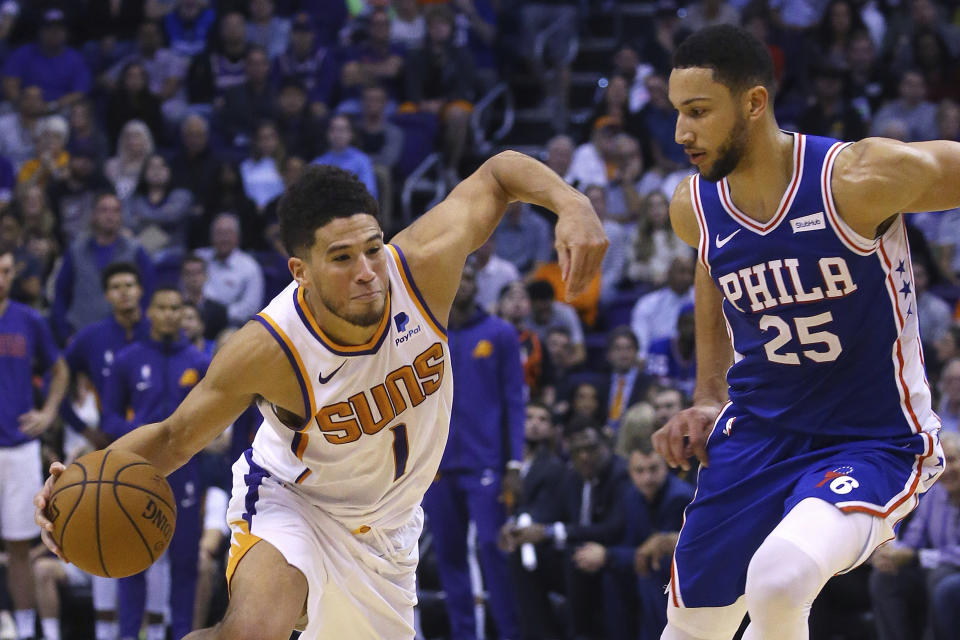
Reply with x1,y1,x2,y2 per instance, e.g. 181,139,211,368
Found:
394,311,422,346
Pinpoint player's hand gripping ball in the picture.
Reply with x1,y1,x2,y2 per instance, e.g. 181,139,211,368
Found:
46,449,177,577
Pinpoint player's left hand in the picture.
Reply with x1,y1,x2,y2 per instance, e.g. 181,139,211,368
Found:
573,542,607,572
555,195,608,302
652,404,720,470
19,409,55,437
34,461,67,562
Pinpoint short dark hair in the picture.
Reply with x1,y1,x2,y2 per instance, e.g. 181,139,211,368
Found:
526,279,555,302
149,286,182,304
277,165,380,257
607,325,639,351
101,262,142,290
673,25,775,94
182,253,206,270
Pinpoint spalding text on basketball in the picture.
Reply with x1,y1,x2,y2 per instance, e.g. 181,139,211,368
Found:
141,499,174,539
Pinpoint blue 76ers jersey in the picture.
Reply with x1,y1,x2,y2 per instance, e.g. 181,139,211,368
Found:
692,132,939,438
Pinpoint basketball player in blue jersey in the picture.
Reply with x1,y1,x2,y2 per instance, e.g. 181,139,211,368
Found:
651,25,957,640
35,155,607,640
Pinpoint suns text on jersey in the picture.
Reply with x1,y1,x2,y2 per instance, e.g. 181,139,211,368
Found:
718,256,858,313
314,342,445,444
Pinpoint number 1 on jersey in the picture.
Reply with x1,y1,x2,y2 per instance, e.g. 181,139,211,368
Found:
390,423,409,480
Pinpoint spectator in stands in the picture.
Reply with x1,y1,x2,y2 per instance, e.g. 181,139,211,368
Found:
871,69,938,141
0,245,69,640
797,61,868,141
274,79,325,161
493,201,553,274
0,209,42,307
638,73,688,173
586,437,694,640
181,301,214,357
48,139,111,238
529,252,602,329
869,430,960,640
274,12,338,118
240,120,285,211
545,325,580,389
626,191,694,289
909,28,960,104
217,46,276,149
498,280,553,401
423,261,522,640
126,154,193,256
568,380,605,429
170,114,220,216
510,420,631,640
471,236,520,313
311,114,378,198
0,152,14,207
13,184,59,285
913,259,953,347
179,253,228,341
932,357,960,432
186,11,250,105
527,279,586,366
67,99,110,165
646,302,696,397
611,42,654,115
814,0,866,68
545,134,575,184
101,287,208,640
588,75,645,143
583,184,627,305
202,160,260,250
341,8,406,111
604,133,644,225
51,192,155,342
845,30,885,119
2,8,91,110
105,61,165,147
404,4,476,184
937,98,960,142
602,326,652,434
500,401,567,640
630,255,694,358
195,212,264,326
567,117,620,189
105,118,154,200
18,115,69,189
163,0,216,58
0,84,43,171
884,0,960,70
652,385,684,431
454,0,498,90
680,0,740,32
390,0,425,50
356,83,403,229
103,20,189,127
245,0,289,60
614,402,657,458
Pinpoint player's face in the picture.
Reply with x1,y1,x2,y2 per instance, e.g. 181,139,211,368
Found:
302,214,388,329
0,253,13,302
147,291,183,340
670,67,751,182
629,450,668,500
104,273,142,314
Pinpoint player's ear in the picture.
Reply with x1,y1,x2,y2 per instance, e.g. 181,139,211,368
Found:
745,84,768,121
288,256,309,287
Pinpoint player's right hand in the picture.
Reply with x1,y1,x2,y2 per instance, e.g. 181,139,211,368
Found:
34,461,66,561
652,404,721,471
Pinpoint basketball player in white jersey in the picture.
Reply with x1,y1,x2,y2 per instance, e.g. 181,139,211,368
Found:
34,154,608,639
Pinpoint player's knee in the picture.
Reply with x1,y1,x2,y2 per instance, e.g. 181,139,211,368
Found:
744,539,822,614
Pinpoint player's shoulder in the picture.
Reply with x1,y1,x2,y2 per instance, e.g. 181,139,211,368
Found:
7,299,42,323
832,137,930,185
668,179,698,248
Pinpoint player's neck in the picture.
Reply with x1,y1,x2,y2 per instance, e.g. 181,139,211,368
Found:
0,297,8,316
114,308,141,331
725,128,795,224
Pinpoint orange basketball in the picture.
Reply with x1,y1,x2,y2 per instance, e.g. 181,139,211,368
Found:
47,449,177,578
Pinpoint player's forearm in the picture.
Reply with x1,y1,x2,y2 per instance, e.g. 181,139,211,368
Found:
485,150,589,223
691,268,731,408
110,420,193,476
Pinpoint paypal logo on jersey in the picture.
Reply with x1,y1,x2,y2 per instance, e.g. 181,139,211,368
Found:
394,311,422,346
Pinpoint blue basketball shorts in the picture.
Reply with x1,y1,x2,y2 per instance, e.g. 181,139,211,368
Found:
669,403,943,609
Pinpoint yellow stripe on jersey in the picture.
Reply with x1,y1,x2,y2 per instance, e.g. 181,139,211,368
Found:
225,520,262,595
296,286,392,353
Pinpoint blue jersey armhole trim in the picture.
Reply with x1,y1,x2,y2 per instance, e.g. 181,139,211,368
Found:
389,243,447,336
252,315,312,430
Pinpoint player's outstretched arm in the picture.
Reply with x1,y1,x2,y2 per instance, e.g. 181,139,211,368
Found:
652,180,731,470
391,150,608,321
833,137,960,237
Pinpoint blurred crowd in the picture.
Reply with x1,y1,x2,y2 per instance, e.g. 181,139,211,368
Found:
0,0,959,639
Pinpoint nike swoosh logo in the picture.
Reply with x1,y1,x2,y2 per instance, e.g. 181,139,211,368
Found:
715,229,741,248
318,362,345,384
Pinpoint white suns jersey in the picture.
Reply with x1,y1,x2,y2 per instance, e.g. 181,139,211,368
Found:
250,244,452,531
